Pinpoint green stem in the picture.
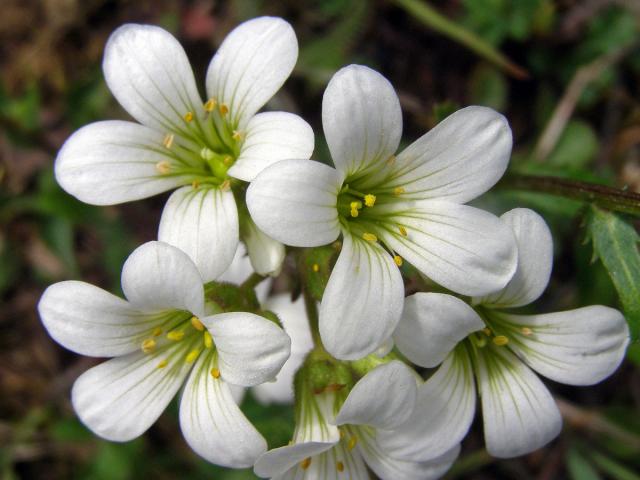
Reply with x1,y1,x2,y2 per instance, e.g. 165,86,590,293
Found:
499,173,640,216
240,272,266,291
302,286,325,352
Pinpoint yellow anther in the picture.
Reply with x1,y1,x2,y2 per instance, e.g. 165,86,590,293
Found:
152,327,163,337
362,232,378,243
141,338,156,354
493,335,509,346
192,180,200,189
190,316,204,331
521,327,533,336
220,179,231,192
223,155,233,166
312,263,320,272
350,201,362,209
347,435,358,451
398,225,408,237
166,330,185,341
156,359,168,369
155,160,171,174
219,104,229,116
210,367,221,379
350,208,359,218
204,331,213,349
482,327,491,336
162,133,174,149
364,194,376,207
300,458,311,470
204,98,217,112
185,349,200,363
232,130,244,141
337,461,345,472
393,186,405,196
184,111,194,122
393,255,403,267
387,155,396,165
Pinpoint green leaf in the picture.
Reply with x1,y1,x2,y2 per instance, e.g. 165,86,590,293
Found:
587,205,640,340
546,120,598,170
590,451,640,480
567,448,602,480
469,64,508,111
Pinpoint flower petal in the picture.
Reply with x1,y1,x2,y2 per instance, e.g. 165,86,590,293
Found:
388,106,512,203
478,208,553,308
240,215,286,276
228,112,314,182
158,186,239,282
179,351,266,467
319,235,405,360
247,159,342,247
382,200,517,296
206,17,298,129
336,361,417,430
498,306,629,385
71,342,193,441
38,280,160,357
322,65,402,178
103,24,203,132
475,346,562,458
379,351,475,462
121,241,205,315
205,312,291,387
55,121,184,205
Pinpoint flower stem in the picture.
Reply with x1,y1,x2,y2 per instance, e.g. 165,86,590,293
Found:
240,272,267,291
302,286,325,352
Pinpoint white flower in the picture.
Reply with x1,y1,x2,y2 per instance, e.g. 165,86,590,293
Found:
55,17,311,280
37,241,291,468
247,64,518,360
254,361,460,480
388,208,630,459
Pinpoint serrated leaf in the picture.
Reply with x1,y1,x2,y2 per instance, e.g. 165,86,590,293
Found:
587,206,640,340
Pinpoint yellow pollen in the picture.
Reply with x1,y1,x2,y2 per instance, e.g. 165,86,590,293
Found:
482,327,492,336
337,461,345,472
141,338,156,354
362,232,378,243
166,330,185,341
220,179,231,192
190,316,204,331
156,359,168,369
398,225,408,237
155,160,171,174
223,155,233,165
300,458,311,470
364,194,376,207
184,111,194,122
350,208,359,218
162,133,174,149
185,349,200,363
387,155,396,165
192,180,200,189
204,331,213,349
312,263,320,272
204,98,217,112
493,335,509,346
152,327,163,337
347,435,358,451
393,186,405,196
232,130,244,141
393,255,403,266
219,104,229,116
521,327,533,336
210,367,221,379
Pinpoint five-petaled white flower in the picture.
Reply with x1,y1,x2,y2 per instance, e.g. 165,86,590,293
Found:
37,241,291,468
386,208,630,459
254,361,460,479
247,64,518,360
55,17,313,280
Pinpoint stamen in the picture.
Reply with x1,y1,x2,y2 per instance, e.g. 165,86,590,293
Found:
192,180,200,189
521,327,533,336
398,225,408,237
220,179,231,192
312,263,320,272
393,255,403,267
184,111,194,123
204,98,217,112
185,349,199,363
336,461,345,472
223,155,233,166
364,194,376,207
350,201,362,218
141,338,156,354
156,359,168,369
190,316,204,331
300,458,311,470
232,130,244,141
219,104,229,116
204,331,213,349
362,232,378,243
166,330,185,341
347,435,358,451
200,147,215,161
482,327,491,336
155,161,171,174
339,430,345,439
210,367,221,378
152,327,163,337
493,335,509,346
162,133,174,149
387,155,396,166
393,186,405,196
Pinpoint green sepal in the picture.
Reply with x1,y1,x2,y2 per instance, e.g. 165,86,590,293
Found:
204,280,261,313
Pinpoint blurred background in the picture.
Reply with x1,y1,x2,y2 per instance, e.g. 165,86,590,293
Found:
2,0,640,478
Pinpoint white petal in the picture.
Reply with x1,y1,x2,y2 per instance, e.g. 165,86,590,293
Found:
206,17,298,129
180,351,266,467
319,235,405,360
478,208,553,308
121,241,205,315
322,65,402,178
336,361,417,429
389,106,512,203
247,159,342,247
55,121,184,205
228,112,314,182
394,293,484,368
382,200,517,296
476,346,562,458
103,24,203,132
205,312,291,387
251,351,304,406
71,343,193,441
241,215,286,276
158,186,239,282
499,306,629,385
379,351,475,462
38,281,161,357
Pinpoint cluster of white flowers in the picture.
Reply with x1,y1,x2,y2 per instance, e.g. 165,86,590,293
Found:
38,16,630,479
